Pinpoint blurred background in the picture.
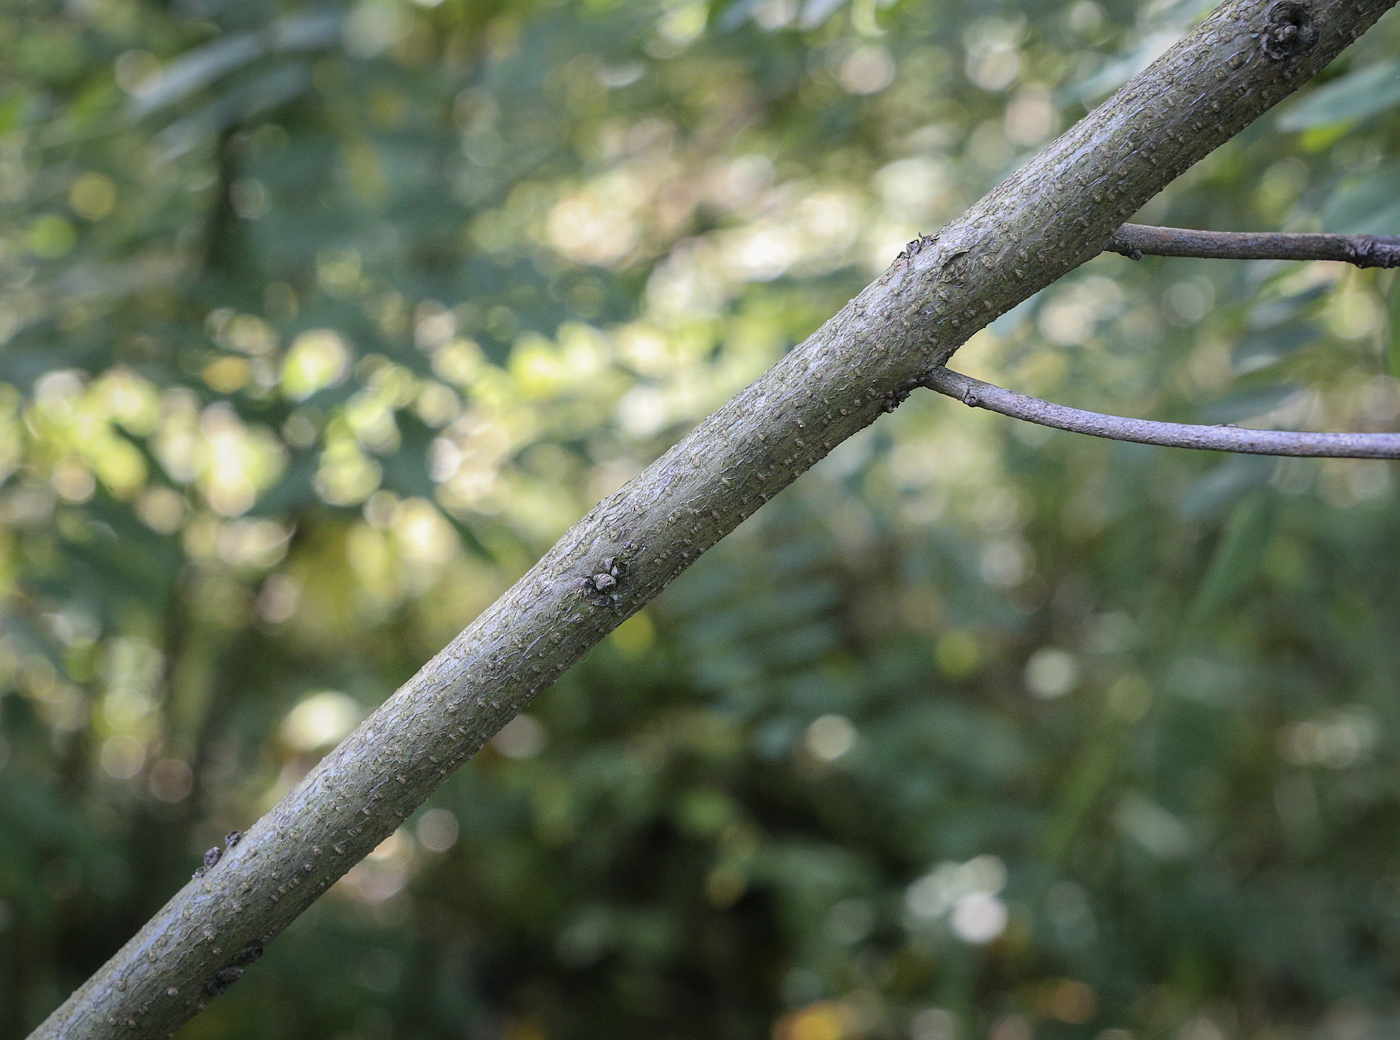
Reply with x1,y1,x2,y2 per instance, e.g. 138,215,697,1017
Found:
3,0,1400,1037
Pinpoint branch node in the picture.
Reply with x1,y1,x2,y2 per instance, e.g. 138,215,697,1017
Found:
1263,1,1319,62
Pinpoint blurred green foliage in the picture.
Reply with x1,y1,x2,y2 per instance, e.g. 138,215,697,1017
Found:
4,0,1400,1038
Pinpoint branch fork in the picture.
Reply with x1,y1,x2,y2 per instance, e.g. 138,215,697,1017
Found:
922,222,1400,460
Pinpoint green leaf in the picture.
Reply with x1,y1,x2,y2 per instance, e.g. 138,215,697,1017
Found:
1232,324,1315,375
1185,490,1275,628
129,13,340,118
1277,60,1400,130
1387,277,1400,380
1321,164,1400,235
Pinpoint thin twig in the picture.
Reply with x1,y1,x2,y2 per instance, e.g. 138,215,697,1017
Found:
923,368,1400,459
1107,223,1400,268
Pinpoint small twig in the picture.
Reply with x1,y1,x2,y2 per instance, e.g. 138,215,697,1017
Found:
923,368,1400,459
1107,223,1400,268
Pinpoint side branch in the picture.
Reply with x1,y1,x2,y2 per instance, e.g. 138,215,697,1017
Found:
924,368,1400,459
1107,223,1400,268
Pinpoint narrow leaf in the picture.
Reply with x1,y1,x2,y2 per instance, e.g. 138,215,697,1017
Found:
1278,60,1400,130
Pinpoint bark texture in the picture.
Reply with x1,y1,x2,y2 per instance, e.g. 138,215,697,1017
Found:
33,2,1399,1037
1108,222,1400,266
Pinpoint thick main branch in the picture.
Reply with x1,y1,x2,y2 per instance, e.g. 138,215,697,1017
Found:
34,2,1399,1038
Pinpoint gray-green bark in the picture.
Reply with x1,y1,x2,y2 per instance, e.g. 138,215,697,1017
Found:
33,2,1398,1037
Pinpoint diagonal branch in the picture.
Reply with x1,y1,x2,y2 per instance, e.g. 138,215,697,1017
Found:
32,2,1399,1038
1107,222,1400,267
923,367,1400,459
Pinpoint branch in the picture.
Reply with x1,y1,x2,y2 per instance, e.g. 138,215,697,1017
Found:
923,367,1400,459
1107,222,1400,268
34,2,1398,1038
